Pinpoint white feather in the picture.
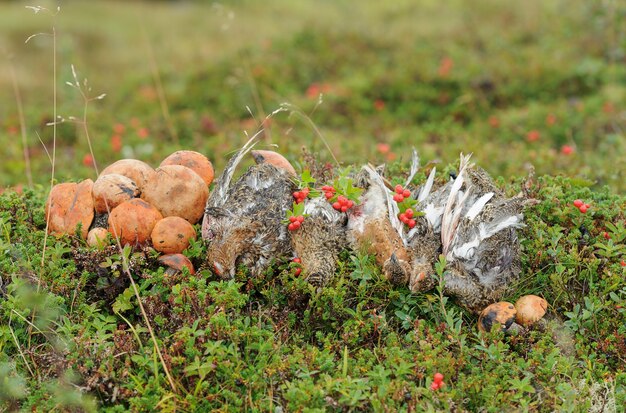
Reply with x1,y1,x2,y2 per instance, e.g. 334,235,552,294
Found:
424,203,444,229
450,237,480,260
465,192,494,221
404,149,420,188
441,154,472,254
418,167,436,202
478,214,524,240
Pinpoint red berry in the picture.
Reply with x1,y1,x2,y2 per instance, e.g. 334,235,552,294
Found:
434,373,444,383
292,257,301,263
408,219,416,229
399,214,408,224
294,267,302,276
341,205,348,212
430,382,441,391
578,205,588,213
292,221,301,229
297,216,305,223
393,194,404,203
573,199,583,207
405,208,413,218
288,223,296,231
324,192,333,199
403,189,411,198
289,216,297,223
584,203,591,209
333,202,341,210
395,184,403,194
621,260,626,267
603,232,610,240
347,200,354,208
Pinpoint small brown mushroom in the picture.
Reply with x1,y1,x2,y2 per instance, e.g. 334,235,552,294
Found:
92,173,139,214
100,159,156,192
515,295,548,327
108,198,163,246
478,302,523,334
157,253,196,276
87,227,110,248
160,150,215,186
141,165,209,224
45,179,94,239
251,150,297,176
150,216,197,254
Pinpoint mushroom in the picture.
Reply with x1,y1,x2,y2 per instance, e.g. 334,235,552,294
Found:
157,253,196,276
100,159,156,192
150,216,197,254
108,198,163,246
477,302,523,334
45,179,94,239
160,150,215,186
92,173,139,214
515,295,548,327
141,165,209,224
87,227,110,248
251,150,297,176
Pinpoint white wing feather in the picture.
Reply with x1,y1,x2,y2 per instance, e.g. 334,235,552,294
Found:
418,167,437,202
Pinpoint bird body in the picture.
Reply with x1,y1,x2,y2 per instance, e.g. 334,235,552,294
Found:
290,196,346,286
409,155,526,313
203,137,295,279
348,166,411,285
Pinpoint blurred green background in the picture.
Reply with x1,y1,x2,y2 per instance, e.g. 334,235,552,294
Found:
0,0,624,191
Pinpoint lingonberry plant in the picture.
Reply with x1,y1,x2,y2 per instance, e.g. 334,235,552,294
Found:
324,168,362,213
285,202,306,231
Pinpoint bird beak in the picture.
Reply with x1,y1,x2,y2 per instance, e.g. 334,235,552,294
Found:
389,252,399,264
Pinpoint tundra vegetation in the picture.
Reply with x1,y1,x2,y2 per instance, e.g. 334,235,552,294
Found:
0,0,625,411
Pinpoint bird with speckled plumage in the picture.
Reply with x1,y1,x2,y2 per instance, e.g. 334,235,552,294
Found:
202,136,295,279
408,154,529,313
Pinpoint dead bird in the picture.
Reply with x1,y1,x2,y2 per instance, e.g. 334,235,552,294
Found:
290,196,347,286
347,163,413,285
409,154,527,313
202,137,296,278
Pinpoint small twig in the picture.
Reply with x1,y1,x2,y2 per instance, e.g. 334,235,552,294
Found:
8,317,36,377
279,102,340,166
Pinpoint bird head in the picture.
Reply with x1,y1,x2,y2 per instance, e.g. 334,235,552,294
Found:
383,252,411,285
409,261,436,292
203,207,260,279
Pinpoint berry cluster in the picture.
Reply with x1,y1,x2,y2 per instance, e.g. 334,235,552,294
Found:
322,185,336,200
288,215,304,231
292,257,302,276
573,199,591,213
293,187,310,204
332,195,355,212
398,208,417,229
430,373,444,391
393,184,411,203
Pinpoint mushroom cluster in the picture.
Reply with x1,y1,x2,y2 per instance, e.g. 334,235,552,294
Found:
45,150,214,274
477,295,549,333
